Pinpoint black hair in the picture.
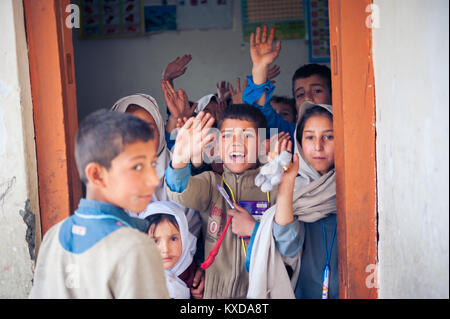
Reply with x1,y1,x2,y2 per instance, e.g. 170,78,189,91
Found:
291,64,332,97
75,109,155,184
296,106,333,144
146,214,180,236
217,104,267,131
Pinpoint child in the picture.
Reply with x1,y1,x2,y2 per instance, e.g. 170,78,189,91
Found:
29,110,169,298
142,201,199,299
247,101,337,299
270,95,297,123
164,105,277,299
242,25,332,141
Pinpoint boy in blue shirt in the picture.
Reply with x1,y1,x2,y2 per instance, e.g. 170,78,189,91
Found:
29,110,169,298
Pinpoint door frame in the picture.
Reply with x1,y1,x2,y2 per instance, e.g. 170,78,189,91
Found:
23,0,81,238
23,0,378,298
328,0,378,298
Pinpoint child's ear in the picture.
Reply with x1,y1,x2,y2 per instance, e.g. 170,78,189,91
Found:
85,162,107,188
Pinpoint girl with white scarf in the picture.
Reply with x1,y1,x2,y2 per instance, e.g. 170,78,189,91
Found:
247,101,337,299
142,201,198,299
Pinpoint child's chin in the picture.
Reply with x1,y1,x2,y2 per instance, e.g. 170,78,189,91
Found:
224,162,256,174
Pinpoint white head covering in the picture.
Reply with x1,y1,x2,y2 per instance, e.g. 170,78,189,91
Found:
293,101,333,190
142,201,197,299
194,94,216,113
111,94,171,201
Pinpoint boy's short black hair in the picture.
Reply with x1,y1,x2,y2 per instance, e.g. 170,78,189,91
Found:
75,109,155,184
217,104,267,131
291,63,332,96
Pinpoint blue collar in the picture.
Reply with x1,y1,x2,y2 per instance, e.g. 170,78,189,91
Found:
75,199,149,233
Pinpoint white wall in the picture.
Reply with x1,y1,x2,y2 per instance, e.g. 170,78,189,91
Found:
0,0,40,298
373,0,449,298
72,0,311,121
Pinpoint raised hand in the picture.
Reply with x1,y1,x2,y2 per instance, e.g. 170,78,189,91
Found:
216,81,232,102
172,111,215,169
267,64,280,83
162,80,197,134
162,54,192,83
268,131,292,161
228,77,248,104
250,25,281,76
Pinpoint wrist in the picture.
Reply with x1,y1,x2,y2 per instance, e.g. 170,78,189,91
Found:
252,65,269,85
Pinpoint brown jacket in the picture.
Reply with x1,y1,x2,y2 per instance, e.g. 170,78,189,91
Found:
165,166,277,299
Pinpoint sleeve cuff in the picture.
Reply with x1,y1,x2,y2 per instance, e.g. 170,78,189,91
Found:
165,161,191,193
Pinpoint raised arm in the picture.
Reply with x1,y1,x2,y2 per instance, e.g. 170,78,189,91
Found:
250,25,281,106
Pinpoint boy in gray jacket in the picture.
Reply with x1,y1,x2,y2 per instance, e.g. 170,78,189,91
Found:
29,110,169,298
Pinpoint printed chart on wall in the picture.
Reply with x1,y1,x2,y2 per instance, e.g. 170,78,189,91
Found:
306,0,330,62
241,0,306,42
79,0,145,39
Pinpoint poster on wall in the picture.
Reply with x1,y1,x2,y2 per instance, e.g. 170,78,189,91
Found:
79,0,145,39
241,0,306,42
176,0,233,30
306,0,330,62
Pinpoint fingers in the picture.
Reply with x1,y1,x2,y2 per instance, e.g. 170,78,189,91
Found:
267,25,275,46
262,24,268,43
255,26,261,44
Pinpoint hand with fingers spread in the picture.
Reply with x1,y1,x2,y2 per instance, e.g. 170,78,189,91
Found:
250,24,281,85
161,80,196,134
172,111,216,170
216,81,232,103
228,77,248,104
227,203,256,238
267,64,281,83
162,54,192,84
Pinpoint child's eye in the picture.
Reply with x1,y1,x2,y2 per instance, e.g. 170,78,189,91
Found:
222,133,233,139
170,236,179,242
313,89,323,94
244,133,255,139
133,164,143,171
324,135,334,141
304,136,314,140
296,93,305,99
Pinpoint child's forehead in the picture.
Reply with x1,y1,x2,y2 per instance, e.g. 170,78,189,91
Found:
220,118,259,131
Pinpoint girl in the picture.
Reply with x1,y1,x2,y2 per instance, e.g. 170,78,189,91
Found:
142,201,199,299
247,101,337,299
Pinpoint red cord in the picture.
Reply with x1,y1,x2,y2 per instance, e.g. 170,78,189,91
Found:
200,216,232,270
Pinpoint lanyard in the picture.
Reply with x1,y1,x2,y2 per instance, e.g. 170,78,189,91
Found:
221,173,270,257
74,211,133,228
321,221,336,299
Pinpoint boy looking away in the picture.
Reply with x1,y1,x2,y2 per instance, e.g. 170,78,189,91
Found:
29,110,169,298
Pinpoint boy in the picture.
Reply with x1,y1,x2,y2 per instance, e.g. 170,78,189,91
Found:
242,25,332,140
270,95,297,123
29,110,169,299
164,106,277,299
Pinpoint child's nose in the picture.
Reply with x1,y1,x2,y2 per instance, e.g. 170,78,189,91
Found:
146,167,160,187
314,139,324,151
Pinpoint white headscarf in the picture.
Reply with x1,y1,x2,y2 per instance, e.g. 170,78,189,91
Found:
142,201,197,299
194,94,216,113
111,94,171,201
